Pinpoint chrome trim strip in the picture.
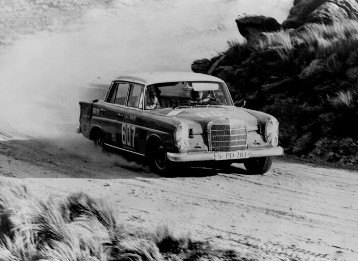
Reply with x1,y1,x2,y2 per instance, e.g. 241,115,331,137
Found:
211,138,247,141
104,143,145,157
132,124,169,135
167,146,284,162
91,117,169,135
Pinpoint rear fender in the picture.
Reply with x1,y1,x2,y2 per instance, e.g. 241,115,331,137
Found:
79,101,93,120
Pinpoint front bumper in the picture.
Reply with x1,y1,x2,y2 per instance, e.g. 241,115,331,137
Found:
167,146,284,162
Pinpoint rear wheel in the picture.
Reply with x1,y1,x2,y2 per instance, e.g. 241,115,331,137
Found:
92,130,105,151
244,157,272,174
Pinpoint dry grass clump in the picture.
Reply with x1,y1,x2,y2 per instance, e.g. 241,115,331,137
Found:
0,181,249,261
154,226,190,255
252,31,293,53
330,90,357,111
247,20,358,72
60,192,119,235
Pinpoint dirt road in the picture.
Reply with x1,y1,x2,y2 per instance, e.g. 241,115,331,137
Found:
0,133,357,261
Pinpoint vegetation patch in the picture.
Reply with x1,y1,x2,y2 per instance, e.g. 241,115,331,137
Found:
0,181,253,261
194,20,358,167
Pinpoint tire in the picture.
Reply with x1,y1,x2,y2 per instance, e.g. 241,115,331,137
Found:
244,157,272,175
147,142,171,176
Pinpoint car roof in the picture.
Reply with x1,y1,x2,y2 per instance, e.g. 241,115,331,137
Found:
114,71,224,86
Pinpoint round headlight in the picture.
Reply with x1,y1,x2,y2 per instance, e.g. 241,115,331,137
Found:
265,117,279,147
174,122,189,152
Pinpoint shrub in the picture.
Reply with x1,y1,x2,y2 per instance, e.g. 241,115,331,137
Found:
154,226,189,255
225,40,251,65
197,19,358,166
310,138,358,165
327,88,358,138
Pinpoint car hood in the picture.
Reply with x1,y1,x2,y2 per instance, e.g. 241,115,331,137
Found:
152,106,271,134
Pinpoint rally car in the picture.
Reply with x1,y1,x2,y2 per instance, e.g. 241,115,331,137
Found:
78,72,283,175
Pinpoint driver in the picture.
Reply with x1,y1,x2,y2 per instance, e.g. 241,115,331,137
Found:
190,90,212,104
145,87,161,109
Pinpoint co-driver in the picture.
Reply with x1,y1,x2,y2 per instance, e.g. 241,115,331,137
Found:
190,90,215,104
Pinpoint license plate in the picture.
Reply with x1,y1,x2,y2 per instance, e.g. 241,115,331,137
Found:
214,151,249,161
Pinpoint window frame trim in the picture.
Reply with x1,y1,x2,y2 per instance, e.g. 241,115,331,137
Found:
127,82,145,110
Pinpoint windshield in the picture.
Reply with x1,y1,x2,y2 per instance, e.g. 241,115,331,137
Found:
144,81,233,109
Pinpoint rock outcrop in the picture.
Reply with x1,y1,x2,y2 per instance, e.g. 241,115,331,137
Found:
283,0,358,29
235,15,281,40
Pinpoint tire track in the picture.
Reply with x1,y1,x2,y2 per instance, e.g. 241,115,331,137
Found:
207,226,334,261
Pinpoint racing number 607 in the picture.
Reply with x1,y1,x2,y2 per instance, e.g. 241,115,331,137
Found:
122,124,135,147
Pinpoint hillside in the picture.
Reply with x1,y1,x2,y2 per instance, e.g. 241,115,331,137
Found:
192,1,358,168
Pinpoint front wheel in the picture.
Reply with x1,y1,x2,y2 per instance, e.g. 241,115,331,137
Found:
244,157,272,175
147,143,171,176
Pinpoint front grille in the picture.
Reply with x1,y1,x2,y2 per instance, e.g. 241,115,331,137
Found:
208,120,247,151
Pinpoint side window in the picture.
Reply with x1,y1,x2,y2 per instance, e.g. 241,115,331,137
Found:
114,82,130,105
127,84,144,108
106,82,118,103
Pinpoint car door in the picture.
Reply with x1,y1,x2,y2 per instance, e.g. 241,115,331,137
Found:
120,83,146,155
93,81,146,155
93,81,130,147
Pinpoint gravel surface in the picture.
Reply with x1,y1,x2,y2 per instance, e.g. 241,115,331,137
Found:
0,135,357,260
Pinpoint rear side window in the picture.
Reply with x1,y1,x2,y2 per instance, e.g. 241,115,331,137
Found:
107,82,130,105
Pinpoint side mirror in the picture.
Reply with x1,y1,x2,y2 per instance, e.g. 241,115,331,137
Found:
236,100,246,108
93,99,98,103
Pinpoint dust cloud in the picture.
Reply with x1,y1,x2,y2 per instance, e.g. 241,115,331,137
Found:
0,0,292,144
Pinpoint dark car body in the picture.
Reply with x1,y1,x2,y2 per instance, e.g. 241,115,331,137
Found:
78,72,283,174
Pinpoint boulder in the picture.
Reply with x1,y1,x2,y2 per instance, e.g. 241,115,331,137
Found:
191,58,212,74
283,0,326,29
283,0,358,29
235,15,281,40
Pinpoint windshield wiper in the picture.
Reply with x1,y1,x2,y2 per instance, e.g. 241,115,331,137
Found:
173,105,191,109
173,104,224,109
